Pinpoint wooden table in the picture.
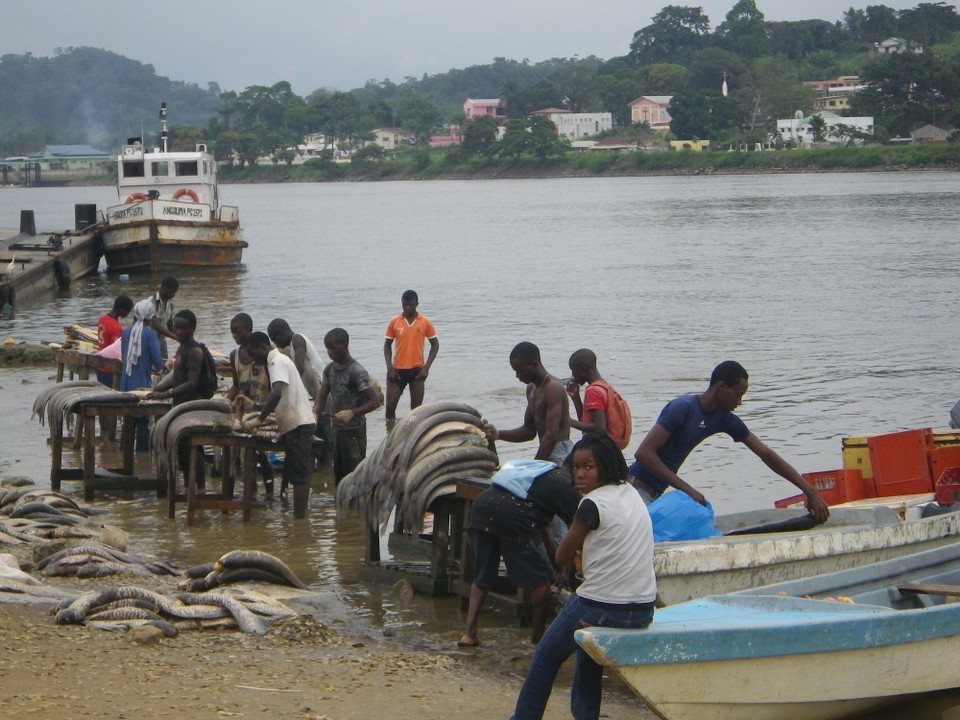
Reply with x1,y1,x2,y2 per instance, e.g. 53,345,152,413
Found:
453,478,533,624
176,432,278,526
55,348,121,389
51,398,171,501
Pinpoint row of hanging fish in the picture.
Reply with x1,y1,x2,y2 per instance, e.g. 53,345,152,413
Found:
149,398,235,480
335,401,498,534
31,381,140,440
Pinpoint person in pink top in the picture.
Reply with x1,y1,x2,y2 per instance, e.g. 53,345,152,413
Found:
383,290,439,420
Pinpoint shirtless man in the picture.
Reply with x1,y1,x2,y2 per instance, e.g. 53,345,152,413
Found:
487,342,572,465
266,318,323,399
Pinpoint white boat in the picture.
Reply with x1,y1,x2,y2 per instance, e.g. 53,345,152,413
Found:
577,542,960,720
98,103,246,272
654,499,960,605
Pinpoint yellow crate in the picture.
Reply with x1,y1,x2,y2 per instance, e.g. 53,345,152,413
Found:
932,429,960,447
842,436,873,480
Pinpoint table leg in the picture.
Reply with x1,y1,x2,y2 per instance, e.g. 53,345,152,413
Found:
222,446,235,508
120,416,135,475
83,411,96,502
242,446,256,522
50,417,64,491
187,444,199,527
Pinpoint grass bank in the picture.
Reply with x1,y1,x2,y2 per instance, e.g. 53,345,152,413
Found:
217,144,960,183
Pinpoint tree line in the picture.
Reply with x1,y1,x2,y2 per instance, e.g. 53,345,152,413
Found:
1,2,958,160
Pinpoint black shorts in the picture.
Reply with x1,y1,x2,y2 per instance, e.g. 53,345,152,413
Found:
467,528,553,590
281,424,314,485
392,367,422,389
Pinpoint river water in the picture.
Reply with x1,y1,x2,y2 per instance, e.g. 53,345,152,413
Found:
1,173,959,708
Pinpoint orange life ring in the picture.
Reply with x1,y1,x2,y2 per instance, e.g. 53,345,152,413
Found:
125,193,148,204
172,188,199,203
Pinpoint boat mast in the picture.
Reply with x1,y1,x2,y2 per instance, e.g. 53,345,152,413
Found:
159,102,168,153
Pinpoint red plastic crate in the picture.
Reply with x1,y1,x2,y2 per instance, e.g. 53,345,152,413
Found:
935,466,960,505
867,428,934,497
774,468,865,508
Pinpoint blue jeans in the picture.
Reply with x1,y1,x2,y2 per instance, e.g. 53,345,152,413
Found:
510,593,654,720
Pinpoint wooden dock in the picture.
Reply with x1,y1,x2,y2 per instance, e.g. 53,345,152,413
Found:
0,207,102,308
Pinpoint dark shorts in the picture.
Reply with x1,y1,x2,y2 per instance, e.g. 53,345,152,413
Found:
467,528,553,590
391,367,422,390
281,424,314,485
332,427,366,483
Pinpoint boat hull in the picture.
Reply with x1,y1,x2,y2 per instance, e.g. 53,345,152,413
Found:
99,219,245,272
578,543,960,720
594,641,941,720
655,504,960,605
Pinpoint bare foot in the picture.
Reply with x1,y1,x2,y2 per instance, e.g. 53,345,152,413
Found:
457,635,480,648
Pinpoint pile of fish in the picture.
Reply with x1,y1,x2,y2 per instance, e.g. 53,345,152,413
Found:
336,401,498,534
36,542,178,579
149,398,235,480
0,553,74,601
0,489,109,544
179,549,310,593
31,381,140,440
54,583,297,636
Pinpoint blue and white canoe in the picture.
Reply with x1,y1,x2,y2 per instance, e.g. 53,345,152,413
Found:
576,543,960,720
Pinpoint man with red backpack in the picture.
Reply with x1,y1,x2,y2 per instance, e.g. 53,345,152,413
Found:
566,348,632,451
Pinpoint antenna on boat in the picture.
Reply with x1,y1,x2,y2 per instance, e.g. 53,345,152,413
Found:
159,102,168,153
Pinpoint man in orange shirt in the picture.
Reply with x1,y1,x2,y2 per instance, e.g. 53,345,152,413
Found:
383,290,439,420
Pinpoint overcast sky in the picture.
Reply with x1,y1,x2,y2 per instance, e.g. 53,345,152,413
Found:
7,0,925,96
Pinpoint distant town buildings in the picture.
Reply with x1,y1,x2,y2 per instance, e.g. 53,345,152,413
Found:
530,108,613,140
776,111,875,146
463,98,506,122
628,96,673,131
874,37,924,55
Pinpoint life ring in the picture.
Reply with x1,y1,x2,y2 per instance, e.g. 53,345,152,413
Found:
172,188,199,203
125,193,148,204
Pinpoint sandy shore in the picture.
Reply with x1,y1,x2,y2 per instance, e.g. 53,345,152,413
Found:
0,576,653,720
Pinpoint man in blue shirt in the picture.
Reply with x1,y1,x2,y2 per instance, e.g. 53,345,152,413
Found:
629,360,829,524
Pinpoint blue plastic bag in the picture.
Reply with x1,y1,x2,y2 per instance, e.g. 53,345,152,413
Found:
648,490,721,542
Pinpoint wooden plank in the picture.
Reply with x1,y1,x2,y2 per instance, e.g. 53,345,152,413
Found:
898,582,960,597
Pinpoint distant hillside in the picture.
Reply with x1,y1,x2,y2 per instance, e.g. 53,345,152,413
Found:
0,47,221,155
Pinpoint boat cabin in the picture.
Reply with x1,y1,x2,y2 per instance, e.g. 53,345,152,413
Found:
117,142,220,211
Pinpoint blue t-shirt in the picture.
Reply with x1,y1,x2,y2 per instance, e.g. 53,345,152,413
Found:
630,394,749,496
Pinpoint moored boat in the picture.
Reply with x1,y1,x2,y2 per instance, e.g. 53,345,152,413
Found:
577,542,960,720
98,103,246,272
655,502,960,605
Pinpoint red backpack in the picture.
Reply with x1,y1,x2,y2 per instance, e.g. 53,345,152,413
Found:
591,379,632,450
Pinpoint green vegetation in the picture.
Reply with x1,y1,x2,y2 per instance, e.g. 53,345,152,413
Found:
1,2,958,175
0,47,220,154
214,143,959,182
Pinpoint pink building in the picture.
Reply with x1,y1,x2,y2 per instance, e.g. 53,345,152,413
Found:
464,98,506,122
628,96,673,131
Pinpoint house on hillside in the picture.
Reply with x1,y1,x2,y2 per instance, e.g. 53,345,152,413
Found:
803,75,864,112
874,37,923,55
776,111,874,146
368,128,411,151
911,124,952,144
529,108,613,140
464,99,506,122
628,96,672,131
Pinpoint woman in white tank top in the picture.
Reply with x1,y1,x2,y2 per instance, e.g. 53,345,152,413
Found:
510,433,657,720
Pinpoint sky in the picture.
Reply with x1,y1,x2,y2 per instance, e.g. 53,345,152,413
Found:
6,0,928,96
